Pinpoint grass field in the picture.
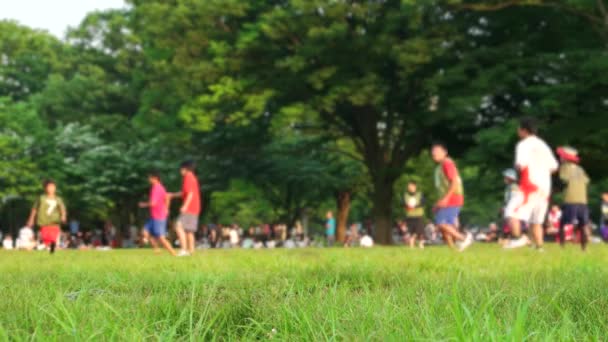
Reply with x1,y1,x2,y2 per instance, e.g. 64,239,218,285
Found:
1,245,607,341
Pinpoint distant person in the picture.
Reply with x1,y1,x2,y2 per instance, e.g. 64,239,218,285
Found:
2,234,14,250
139,171,176,256
547,205,562,236
404,181,426,249
556,146,590,251
325,211,336,247
69,219,80,237
169,160,202,257
360,233,374,248
431,142,472,252
486,223,499,242
229,226,240,247
504,118,558,251
601,193,608,241
397,221,409,245
26,179,67,254
16,226,36,250
344,223,360,247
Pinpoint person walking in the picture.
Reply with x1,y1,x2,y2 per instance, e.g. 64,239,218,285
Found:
556,146,590,251
26,180,67,254
170,160,202,256
504,118,558,251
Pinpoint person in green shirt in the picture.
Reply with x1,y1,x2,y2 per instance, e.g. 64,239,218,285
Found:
26,179,67,254
556,146,589,251
404,181,426,249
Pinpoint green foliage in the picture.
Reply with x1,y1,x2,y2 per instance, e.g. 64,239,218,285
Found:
1,0,608,235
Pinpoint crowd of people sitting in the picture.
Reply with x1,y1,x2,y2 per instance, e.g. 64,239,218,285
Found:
2,188,608,252
0,218,374,251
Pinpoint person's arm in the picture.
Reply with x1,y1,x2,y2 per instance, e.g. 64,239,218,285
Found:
59,200,67,224
26,207,37,228
181,191,193,213
168,192,183,200
139,197,155,208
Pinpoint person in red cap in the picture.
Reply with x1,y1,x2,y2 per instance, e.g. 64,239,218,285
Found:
556,146,590,251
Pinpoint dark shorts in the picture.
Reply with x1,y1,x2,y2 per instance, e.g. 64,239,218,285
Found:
145,219,167,238
177,214,199,233
561,204,589,227
405,217,425,237
435,207,461,226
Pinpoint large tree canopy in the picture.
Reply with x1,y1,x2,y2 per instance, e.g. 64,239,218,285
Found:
0,0,606,241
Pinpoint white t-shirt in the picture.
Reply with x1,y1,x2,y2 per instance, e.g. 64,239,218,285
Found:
515,135,558,195
229,229,239,245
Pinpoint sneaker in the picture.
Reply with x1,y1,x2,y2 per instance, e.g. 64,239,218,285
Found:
177,250,191,257
503,236,529,249
536,247,545,253
458,233,473,252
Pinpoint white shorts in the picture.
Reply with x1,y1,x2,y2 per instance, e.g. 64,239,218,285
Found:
505,191,549,225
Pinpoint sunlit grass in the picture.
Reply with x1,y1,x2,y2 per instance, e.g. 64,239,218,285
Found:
1,245,607,340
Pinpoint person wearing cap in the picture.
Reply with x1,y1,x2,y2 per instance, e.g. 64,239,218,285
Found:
556,146,590,251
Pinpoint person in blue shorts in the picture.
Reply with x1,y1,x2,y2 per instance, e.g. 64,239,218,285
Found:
431,142,473,252
139,171,176,256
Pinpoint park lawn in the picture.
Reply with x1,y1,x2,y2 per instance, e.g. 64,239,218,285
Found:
0,245,607,341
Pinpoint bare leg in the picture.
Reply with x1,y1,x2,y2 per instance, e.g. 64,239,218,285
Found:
418,234,425,248
532,224,543,248
440,224,465,242
579,224,588,251
158,236,177,256
175,222,187,252
510,218,521,238
440,227,455,248
149,237,161,254
408,236,415,248
186,232,195,254
559,221,566,248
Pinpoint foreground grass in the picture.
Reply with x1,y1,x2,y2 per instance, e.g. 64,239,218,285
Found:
0,245,607,341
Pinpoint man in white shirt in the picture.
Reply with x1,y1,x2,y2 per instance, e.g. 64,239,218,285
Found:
504,118,558,250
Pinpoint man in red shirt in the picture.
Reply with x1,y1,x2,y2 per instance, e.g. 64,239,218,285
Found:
170,161,201,256
431,142,473,252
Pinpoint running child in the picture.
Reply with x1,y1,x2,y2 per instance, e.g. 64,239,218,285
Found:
26,179,67,254
556,146,590,251
431,142,473,252
139,171,176,256
504,118,558,251
170,160,201,257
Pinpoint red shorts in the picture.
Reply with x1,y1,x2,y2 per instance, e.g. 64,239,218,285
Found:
40,225,61,246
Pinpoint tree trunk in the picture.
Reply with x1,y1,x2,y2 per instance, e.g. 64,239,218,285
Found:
371,179,395,245
336,190,351,243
